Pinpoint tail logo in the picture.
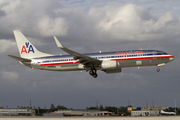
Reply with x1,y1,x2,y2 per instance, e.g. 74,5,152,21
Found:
21,42,35,54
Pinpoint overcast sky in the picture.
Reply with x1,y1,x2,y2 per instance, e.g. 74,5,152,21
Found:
0,0,180,109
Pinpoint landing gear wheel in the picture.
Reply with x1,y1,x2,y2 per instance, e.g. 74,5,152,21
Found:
89,70,94,75
89,68,98,78
157,68,160,72
93,73,98,78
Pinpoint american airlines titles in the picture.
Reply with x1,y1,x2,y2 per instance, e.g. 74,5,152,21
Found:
116,51,143,55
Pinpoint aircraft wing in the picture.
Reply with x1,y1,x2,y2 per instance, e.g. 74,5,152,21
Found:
54,36,101,67
8,55,31,62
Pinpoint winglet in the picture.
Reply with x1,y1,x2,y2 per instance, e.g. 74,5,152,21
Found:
54,36,64,48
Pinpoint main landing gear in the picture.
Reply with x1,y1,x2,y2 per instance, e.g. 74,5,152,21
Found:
89,68,98,78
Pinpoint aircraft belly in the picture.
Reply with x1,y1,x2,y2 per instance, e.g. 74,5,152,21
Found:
118,60,136,67
39,64,80,71
118,58,170,68
151,58,169,64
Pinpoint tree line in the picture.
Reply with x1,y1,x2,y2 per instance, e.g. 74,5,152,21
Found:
34,104,131,116
87,105,131,115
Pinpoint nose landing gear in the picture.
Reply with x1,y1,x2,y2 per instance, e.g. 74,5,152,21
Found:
156,63,166,72
89,68,98,78
156,68,160,72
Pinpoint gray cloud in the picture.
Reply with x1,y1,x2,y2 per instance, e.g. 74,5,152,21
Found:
0,9,5,17
0,0,179,109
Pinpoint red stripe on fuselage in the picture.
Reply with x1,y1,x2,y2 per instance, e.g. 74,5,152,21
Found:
111,55,174,61
40,61,79,66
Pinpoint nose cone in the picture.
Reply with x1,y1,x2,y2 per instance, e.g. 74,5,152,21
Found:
169,56,175,61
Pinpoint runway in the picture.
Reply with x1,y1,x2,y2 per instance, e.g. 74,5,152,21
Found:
0,116,180,120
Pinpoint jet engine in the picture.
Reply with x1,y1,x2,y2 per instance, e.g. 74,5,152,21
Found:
101,60,119,69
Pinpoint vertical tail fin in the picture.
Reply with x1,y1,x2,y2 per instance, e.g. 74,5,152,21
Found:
14,30,52,59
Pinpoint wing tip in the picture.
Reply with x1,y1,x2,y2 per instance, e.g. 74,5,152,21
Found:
13,30,21,33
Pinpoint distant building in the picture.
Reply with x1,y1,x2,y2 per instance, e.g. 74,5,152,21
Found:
131,110,160,116
0,108,35,116
127,107,172,113
51,109,112,116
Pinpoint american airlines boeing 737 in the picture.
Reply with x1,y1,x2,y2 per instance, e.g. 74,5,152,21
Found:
8,30,174,78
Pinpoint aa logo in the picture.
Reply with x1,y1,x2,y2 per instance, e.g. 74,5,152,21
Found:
21,42,35,54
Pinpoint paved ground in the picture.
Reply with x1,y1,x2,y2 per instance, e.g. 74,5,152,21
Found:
0,116,180,120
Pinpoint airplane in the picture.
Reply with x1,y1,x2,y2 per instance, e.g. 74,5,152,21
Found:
160,110,176,115
8,30,175,78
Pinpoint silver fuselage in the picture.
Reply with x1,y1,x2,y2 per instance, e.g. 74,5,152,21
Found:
28,50,174,71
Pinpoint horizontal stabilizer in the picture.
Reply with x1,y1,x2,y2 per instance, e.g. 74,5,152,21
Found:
8,55,31,62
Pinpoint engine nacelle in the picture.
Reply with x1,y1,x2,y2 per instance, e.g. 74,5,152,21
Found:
101,60,119,69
